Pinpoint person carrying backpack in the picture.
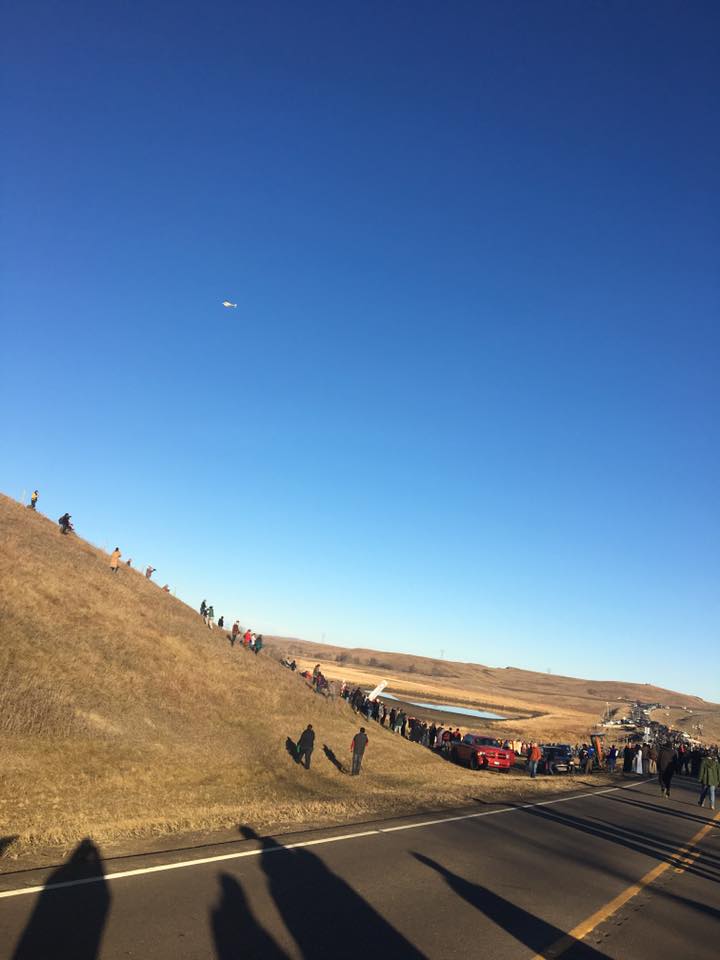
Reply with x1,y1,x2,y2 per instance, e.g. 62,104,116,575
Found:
58,513,73,534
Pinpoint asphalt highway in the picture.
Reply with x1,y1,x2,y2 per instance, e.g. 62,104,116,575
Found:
1,777,717,959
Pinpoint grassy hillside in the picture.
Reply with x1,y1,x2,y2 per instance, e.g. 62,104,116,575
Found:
2,492,715,859
0,494,592,858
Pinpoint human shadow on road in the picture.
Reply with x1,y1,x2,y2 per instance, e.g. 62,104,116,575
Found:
604,792,716,828
413,852,608,958
11,838,111,960
322,744,346,774
285,737,299,763
508,802,720,884
211,872,290,959
241,826,427,958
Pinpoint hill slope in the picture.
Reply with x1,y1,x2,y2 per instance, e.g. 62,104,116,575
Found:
2,493,715,858
0,494,544,856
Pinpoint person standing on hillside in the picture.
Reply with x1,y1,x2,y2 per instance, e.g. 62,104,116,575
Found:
351,727,368,776
206,605,215,628
200,600,207,620
254,635,264,655
29,490,39,510
218,615,224,629
110,547,122,573
230,621,240,647
296,724,315,769
698,752,719,810
145,565,156,580
658,743,677,798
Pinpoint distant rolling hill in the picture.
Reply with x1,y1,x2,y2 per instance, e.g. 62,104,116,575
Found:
264,637,719,743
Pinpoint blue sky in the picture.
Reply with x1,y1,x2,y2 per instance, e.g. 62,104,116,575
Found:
2,2,718,700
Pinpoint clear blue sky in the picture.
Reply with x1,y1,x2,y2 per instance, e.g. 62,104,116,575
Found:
2,2,718,701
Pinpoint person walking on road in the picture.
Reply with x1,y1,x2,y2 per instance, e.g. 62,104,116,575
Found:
658,744,677,798
351,727,368,776
110,547,122,573
29,490,39,510
296,724,315,770
698,752,719,810
527,743,541,778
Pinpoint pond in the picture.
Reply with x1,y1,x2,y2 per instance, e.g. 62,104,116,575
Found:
376,691,506,721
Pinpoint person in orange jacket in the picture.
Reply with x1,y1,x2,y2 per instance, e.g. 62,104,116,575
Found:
527,743,542,779
110,547,122,573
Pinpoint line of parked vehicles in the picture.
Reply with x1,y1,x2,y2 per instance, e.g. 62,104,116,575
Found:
450,734,577,774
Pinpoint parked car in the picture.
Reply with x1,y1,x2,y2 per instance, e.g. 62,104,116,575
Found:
538,744,576,774
451,734,515,771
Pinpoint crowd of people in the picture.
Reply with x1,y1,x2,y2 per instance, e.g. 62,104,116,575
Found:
287,666,720,807
198,601,265,654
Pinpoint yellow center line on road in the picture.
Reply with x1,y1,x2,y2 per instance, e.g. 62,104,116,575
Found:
531,808,720,959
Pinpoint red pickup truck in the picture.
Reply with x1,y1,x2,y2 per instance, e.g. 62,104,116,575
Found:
451,734,515,771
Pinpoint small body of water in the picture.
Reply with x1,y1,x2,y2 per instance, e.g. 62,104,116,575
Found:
377,691,506,721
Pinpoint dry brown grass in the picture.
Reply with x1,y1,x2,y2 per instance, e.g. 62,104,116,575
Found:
0,493,625,861
0,495,716,855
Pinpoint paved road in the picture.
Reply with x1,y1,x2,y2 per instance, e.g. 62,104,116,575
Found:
1,777,718,959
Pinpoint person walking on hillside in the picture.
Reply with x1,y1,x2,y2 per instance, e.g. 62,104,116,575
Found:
698,752,719,810
351,727,368,776
218,615,224,629
527,743,542,779
29,490,39,510
206,605,215,628
296,724,315,769
145,565,156,580
254,635,264,655
110,547,122,573
658,743,677,798
200,600,207,620
230,621,240,647
58,513,73,535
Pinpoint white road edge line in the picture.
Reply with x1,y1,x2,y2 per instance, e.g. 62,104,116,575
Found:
0,780,654,900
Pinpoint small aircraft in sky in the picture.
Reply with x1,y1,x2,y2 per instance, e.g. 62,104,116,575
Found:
222,300,237,309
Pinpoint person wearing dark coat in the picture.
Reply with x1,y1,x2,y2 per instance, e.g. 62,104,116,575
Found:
296,725,315,770
658,745,677,798
351,727,368,776
622,745,633,774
